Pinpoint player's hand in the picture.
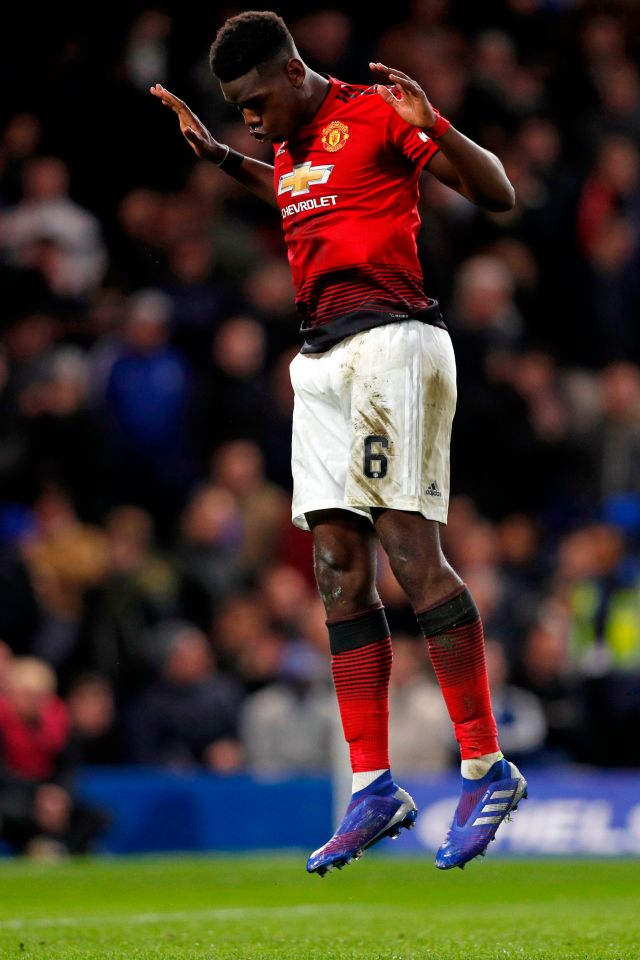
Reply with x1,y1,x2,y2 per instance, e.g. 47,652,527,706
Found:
149,83,225,161
369,62,437,130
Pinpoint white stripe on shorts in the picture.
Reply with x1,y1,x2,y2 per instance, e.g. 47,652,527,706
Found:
416,331,425,500
402,345,411,496
412,335,421,498
406,325,421,499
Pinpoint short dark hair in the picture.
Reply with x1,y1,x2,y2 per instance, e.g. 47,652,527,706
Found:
210,11,294,82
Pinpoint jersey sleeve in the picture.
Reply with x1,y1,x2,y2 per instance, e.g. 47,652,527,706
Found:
386,103,440,169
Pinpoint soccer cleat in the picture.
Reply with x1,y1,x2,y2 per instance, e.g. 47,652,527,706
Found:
306,779,417,877
435,758,527,870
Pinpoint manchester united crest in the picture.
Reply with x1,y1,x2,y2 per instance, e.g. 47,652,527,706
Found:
322,121,349,153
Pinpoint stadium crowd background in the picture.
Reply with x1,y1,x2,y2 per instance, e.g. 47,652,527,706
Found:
0,0,640,853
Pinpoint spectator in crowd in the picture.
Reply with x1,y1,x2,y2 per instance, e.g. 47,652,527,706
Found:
211,440,289,576
0,157,107,299
241,259,298,357
470,29,542,125
2,312,57,398
76,506,192,700
202,315,271,454
0,657,107,856
162,234,234,361
177,483,245,617
519,614,578,764
126,621,244,770
22,491,110,677
0,113,43,205
554,522,640,766
595,364,640,502
16,346,107,517
108,189,168,292
291,10,357,78
259,563,315,638
240,636,335,774
65,673,123,766
123,10,173,93
213,593,271,668
102,289,194,531
577,137,640,360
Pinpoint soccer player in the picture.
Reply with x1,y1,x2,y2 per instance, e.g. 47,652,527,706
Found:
151,10,527,874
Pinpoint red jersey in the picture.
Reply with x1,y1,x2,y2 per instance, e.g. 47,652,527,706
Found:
273,76,445,352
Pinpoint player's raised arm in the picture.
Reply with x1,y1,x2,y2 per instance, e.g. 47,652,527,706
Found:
149,84,278,208
370,63,515,213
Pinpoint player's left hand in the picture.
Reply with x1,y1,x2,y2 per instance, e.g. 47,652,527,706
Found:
370,62,437,130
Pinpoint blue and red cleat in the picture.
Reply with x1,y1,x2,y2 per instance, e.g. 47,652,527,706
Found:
306,771,417,876
435,758,528,870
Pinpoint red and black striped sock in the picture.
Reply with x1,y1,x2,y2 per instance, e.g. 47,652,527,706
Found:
417,587,499,759
327,604,392,773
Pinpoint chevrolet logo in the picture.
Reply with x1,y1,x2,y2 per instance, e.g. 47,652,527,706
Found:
278,162,334,197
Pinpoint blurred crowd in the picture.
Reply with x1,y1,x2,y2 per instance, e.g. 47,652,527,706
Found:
1,0,640,855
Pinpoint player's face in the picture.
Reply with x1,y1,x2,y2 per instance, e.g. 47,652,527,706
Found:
220,61,305,144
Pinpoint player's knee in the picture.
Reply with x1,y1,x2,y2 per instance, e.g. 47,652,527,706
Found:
312,539,374,612
313,540,357,591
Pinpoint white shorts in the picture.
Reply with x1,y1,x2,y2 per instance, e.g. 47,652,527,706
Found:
290,320,457,530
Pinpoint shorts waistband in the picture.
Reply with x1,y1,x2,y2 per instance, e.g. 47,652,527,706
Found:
299,301,447,354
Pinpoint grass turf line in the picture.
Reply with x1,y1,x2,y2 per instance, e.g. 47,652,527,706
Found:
0,855,638,959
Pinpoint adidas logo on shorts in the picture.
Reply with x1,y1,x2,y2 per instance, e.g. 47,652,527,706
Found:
425,481,442,497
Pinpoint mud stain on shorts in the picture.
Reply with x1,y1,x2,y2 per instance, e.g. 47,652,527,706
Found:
358,396,393,438
422,367,455,483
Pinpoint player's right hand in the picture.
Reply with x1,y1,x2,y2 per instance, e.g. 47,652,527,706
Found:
149,84,224,162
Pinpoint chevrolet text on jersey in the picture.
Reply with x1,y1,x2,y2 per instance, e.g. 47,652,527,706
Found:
281,194,338,219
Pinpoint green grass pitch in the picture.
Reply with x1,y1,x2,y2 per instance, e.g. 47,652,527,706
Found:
0,854,638,959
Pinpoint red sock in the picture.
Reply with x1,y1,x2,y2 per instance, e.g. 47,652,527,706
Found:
327,604,392,773
417,587,499,759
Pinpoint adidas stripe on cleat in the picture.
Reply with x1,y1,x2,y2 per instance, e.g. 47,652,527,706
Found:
306,784,417,877
435,758,527,871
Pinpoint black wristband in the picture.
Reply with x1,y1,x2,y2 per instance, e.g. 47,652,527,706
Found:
218,146,245,174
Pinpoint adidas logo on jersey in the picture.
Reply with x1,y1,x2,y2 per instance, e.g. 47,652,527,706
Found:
425,481,442,497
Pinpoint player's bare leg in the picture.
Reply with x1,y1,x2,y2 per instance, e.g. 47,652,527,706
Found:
305,509,417,875
373,508,527,869
309,509,379,620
